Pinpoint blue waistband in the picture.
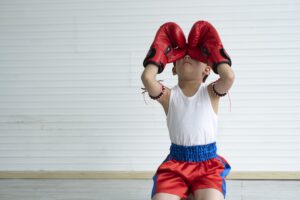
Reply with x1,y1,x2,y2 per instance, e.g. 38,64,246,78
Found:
169,142,217,162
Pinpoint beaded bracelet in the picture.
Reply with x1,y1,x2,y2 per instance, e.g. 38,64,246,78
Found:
149,84,165,100
212,82,227,97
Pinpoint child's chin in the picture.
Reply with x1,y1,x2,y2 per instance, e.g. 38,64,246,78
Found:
179,73,198,80
181,69,199,75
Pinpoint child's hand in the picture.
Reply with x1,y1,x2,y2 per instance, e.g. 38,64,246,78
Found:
187,20,232,74
143,22,187,74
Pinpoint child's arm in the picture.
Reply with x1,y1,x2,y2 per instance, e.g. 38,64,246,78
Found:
212,63,235,95
206,63,235,114
140,22,186,113
141,64,171,114
141,64,162,97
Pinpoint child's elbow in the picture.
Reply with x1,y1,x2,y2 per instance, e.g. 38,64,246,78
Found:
141,72,152,86
141,67,156,81
228,71,235,82
141,71,149,82
225,68,235,82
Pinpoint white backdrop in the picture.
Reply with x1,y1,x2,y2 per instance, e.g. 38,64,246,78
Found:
0,0,299,172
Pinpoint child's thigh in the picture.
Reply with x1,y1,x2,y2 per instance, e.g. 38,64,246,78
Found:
152,192,182,200
193,188,224,200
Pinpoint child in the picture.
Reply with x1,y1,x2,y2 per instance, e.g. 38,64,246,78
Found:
141,20,234,200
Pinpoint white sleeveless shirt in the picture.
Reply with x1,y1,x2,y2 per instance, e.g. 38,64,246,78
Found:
166,82,218,146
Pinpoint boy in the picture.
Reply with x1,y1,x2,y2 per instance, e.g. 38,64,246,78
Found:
141,21,234,200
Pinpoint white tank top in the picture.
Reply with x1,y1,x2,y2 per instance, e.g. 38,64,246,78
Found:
166,82,218,146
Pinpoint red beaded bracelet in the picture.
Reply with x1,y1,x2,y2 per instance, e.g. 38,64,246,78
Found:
149,84,165,100
212,82,227,97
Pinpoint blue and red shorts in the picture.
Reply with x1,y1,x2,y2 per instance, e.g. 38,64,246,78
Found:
151,142,231,200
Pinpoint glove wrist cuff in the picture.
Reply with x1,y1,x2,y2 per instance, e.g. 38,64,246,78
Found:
209,48,232,74
143,46,168,74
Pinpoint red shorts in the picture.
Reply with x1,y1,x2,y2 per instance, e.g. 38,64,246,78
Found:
151,142,231,200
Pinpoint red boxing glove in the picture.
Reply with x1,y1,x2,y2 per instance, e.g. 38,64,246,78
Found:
187,20,232,74
143,22,186,74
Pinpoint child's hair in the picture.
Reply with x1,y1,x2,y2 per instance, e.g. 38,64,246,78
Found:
203,74,209,83
173,62,209,83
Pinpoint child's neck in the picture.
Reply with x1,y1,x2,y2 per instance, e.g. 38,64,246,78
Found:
178,80,202,97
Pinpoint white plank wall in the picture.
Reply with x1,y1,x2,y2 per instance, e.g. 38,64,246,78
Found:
0,0,299,172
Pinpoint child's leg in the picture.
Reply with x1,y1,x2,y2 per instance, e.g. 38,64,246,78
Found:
152,192,182,200
193,188,224,200
190,154,231,200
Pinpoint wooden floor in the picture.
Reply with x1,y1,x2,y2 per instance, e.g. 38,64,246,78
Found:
0,179,299,200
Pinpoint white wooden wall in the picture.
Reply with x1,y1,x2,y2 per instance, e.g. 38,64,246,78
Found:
0,0,299,172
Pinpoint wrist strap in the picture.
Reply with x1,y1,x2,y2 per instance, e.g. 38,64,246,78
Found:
149,84,165,100
141,80,165,104
212,82,227,97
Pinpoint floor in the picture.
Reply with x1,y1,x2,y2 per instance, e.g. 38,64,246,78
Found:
0,179,299,200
